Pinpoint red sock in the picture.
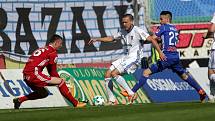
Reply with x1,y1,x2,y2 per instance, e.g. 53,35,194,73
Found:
58,80,78,106
19,96,28,103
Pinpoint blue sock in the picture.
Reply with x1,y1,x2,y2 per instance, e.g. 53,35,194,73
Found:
132,76,148,92
184,75,202,92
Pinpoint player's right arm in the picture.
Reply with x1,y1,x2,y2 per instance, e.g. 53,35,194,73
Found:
88,36,114,45
88,31,122,45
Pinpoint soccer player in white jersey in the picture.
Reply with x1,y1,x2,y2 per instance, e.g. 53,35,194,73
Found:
88,14,165,105
206,12,215,102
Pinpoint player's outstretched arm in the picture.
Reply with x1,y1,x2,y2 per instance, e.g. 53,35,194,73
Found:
88,37,114,45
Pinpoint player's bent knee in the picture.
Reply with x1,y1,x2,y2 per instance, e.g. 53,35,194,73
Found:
104,77,111,82
111,72,117,78
111,70,120,78
143,69,152,77
40,91,49,98
181,73,188,80
105,70,112,78
50,77,63,85
38,88,49,98
58,79,67,88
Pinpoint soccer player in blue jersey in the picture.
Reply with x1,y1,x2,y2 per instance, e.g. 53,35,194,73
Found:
121,11,206,103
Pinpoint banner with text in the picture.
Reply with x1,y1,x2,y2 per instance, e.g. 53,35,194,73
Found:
133,68,204,102
0,68,150,109
58,68,151,105
0,0,148,64
0,69,68,109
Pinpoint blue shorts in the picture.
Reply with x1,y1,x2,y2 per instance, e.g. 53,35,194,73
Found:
149,57,187,76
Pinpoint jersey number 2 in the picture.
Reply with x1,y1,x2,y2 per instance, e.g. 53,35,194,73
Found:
169,31,178,46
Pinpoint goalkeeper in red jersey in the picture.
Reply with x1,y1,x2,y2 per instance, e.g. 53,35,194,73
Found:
13,34,86,109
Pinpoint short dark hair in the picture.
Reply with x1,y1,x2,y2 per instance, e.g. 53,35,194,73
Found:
160,11,172,21
122,14,134,21
49,34,63,43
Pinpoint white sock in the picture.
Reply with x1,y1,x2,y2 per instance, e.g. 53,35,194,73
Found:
104,78,116,102
114,75,134,96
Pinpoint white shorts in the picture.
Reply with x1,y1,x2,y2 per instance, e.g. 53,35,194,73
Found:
209,50,215,70
110,54,139,74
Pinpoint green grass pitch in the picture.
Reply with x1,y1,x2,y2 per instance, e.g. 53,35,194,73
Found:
0,102,215,121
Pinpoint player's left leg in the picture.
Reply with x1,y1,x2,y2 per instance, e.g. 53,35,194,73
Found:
120,68,152,104
111,69,134,96
180,73,206,102
120,62,162,104
121,60,170,104
208,51,215,102
209,73,215,103
13,74,50,109
104,68,117,105
209,73,215,96
50,77,86,107
180,73,202,91
13,87,49,109
172,64,206,102
131,60,167,93
131,68,152,93
111,66,139,104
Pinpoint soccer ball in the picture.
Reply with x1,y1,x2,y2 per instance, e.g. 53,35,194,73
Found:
93,95,105,106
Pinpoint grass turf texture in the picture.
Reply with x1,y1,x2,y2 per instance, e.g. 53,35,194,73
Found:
0,102,215,121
